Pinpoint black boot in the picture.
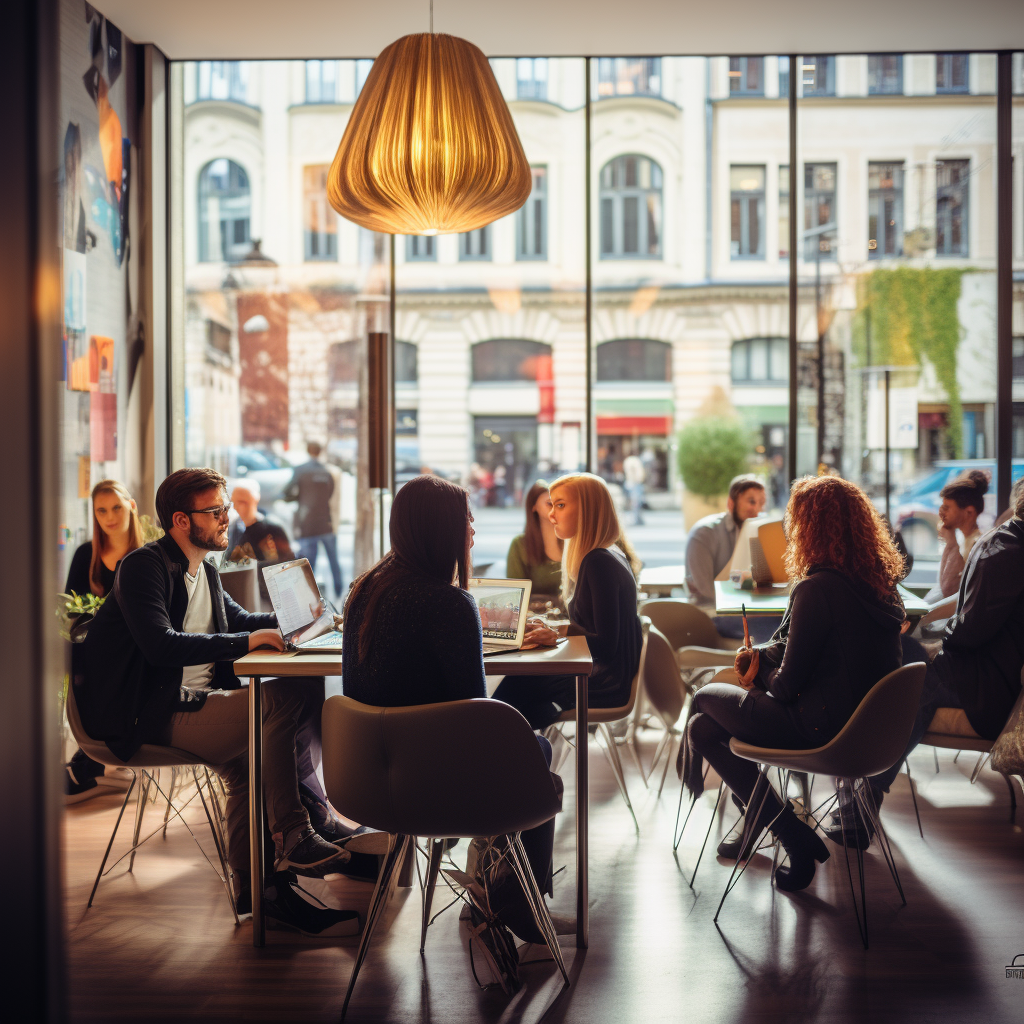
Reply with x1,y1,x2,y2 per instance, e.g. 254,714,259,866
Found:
772,805,830,892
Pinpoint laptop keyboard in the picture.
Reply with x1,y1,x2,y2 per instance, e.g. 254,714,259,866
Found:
299,631,343,650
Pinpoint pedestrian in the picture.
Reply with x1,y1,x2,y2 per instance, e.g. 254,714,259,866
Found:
284,441,343,599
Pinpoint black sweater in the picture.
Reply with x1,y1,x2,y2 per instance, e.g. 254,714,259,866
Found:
342,572,487,707
76,535,276,760
568,547,642,704
932,518,1024,739
753,567,905,744
65,541,116,598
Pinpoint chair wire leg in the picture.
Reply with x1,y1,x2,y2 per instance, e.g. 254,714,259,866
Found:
87,770,138,908
838,780,869,949
656,733,678,799
193,767,240,926
904,760,924,839
855,782,905,905
507,834,569,987
933,747,940,773
648,731,670,793
1004,774,1018,825
341,834,410,1022
129,771,152,873
162,767,176,839
598,723,639,835
673,762,710,850
688,782,725,889
419,839,444,954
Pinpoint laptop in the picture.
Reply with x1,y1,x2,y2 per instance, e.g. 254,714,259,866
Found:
469,578,533,656
262,558,344,653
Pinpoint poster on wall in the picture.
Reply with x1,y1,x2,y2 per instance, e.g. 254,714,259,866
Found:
90,391,117,462
63,250,87,389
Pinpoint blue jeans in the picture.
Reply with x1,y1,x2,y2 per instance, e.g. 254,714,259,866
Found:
297,533,343,597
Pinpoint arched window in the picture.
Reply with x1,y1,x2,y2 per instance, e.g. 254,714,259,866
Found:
328,339,418,385
472,340,552,383
599,155,663,259
198,159,251,262
731,338,789,383
596,339,671,382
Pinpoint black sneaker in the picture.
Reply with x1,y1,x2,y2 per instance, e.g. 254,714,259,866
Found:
276,828,349,878
264,873,360,937
338,827,391,856
65,768,102,804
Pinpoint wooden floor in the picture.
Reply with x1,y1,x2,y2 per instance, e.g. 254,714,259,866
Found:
65,737,1024,1024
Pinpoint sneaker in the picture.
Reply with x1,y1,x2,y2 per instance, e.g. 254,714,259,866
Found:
96,767,133,791
276,828,350,878
65,768,103,804
337,827,392,856
264,872,360,937
459,904,521,995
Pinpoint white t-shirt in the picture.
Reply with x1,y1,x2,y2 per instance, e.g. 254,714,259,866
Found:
961,528,981,565
181,565,216,691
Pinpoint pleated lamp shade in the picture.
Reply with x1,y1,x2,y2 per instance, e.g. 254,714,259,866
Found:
326,33,533,236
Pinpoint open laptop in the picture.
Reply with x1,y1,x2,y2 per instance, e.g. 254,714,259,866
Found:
469,578,532,656
262,558,343,653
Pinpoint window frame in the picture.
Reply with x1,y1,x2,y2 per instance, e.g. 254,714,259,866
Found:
195,61,249,104
516,166,548,261
304,60,338,104
728,56,764,97
936,158,970,257
197,158,251,263
595,339,672,383
867,161,904,259
302,164,337,263
730,165,767,260
800,55,835,98
803,162,838,263
868,54,904,96
598,154,664,260
731,338,790,384
936,53,970,94
471,339,553,384
460,227,492,262
597,57,662,98
405,235,436,262
516,57,548,101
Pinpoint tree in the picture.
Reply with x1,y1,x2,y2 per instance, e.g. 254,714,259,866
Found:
676,417,752,500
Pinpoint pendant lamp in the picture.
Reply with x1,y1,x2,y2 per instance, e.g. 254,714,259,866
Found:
326,32,532,236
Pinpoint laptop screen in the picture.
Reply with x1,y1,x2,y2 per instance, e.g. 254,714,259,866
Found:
469,581,530,642
262,558,333,645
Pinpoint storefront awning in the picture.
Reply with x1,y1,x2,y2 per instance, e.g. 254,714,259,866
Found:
596,415,672,436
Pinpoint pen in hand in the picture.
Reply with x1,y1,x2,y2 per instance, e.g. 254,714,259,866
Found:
742,602,751,650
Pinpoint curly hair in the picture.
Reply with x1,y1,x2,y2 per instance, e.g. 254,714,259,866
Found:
783,475,905,600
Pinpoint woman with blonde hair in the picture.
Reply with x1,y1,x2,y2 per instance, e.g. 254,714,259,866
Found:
682,475,907,891
64,479,145,801
493,473,643,729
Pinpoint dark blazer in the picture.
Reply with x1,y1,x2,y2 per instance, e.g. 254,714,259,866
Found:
933,518,1024,739
75,534,276,760
754,567,905,744
284,459,335,538
65,540,116,598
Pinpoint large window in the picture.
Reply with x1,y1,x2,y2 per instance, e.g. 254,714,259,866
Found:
801,55,835,97
596,340,671,382
198,158,251,263
730,166,766,259
597,58,662,98
405,235,436,262
868,54,903,95
517,167,547,260
732,338,788,383
517,58,548,100
868,162,904,258
472,340,553,383
599,155,663,259
779,165,790,259
936,54,969,93
460,227,491,261
196,61,249,103
305,60,338,103
936,159,969,256
303,165,336,261
803,162,837,262
729,56,763,96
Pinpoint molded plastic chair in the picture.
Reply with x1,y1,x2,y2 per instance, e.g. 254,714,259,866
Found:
552,620,650,834
640,625,688,797
717,662,927,948
639,599,740,675
66,682,238,922
321,695,567,1020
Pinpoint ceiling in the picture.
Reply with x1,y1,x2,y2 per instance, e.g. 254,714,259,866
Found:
96,0,1024,60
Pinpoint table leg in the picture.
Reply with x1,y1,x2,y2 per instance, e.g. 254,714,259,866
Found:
249,675,265,947
575,673,589,949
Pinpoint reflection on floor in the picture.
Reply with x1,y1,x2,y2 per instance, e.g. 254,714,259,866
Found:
65,737,1024,1023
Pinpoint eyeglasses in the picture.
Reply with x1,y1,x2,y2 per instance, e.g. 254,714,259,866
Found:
185,503,233,520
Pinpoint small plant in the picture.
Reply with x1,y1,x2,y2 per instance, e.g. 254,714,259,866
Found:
676,417,753,500
56,590,105,642
139,513,164,543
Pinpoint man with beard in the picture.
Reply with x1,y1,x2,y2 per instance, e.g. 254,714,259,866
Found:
75,469,376,935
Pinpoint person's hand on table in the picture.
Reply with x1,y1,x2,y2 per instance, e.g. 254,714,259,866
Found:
249,628,285,652
524,618,559,647
333,613,344,631
733,646,760,690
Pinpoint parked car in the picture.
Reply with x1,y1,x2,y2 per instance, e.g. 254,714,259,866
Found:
208,446,296,504
893,459,1024,558
325,438,446,490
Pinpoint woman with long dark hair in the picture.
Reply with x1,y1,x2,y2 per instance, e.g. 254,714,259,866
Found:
505,480,563,596
342,475,562,952
64,480,145,801
681,475,906,891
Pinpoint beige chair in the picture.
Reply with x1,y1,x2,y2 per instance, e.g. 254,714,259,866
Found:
551,619,650,834
321,695,567,1020
639,599,740,678
639,626,688,797
218,562,260,613
66,682,238,922
719,662,927,948
917,667,1024,824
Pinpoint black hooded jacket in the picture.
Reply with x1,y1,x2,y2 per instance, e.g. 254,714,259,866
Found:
74,534,276,760
752,566,906,745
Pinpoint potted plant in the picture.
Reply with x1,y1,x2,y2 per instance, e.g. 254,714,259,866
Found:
677,416,753,529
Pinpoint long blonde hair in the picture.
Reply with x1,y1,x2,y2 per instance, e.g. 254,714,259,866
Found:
90,480,144,596
549,473,641,604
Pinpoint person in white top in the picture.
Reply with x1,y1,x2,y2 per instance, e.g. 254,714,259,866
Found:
622,451,646,526
919,470,988,629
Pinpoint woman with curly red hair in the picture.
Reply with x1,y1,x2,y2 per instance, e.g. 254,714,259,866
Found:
682,475,906,892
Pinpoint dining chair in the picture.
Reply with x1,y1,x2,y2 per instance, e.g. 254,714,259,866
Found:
639,625,688,797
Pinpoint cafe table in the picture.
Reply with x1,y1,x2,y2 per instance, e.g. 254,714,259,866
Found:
714,580,930,621
234,635,594,949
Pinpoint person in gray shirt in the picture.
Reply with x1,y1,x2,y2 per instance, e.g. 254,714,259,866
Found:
685,475,778,642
